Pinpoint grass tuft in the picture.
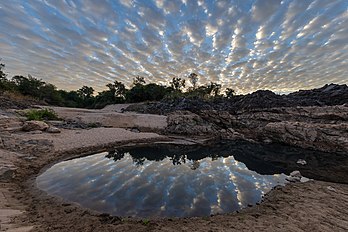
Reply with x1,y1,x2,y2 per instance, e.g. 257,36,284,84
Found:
25,108,59,121
142,219,150,225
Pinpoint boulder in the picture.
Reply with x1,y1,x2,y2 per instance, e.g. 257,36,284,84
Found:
296,159,307,165
290,170,302,178
46,126,61,133
22,121,49,132
286,170,302,182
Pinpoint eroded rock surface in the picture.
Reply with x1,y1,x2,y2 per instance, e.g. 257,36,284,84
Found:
167,105,348,154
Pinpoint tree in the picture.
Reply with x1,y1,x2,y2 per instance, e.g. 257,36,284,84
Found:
106,81,126,99
225,88,235,99
94,81,127,108
77,86,95,108
12,74,44,97
0,62,8,90
0,62,6,80
126,83,170,103
185,82,222,99
207,82,221,97
188,73,198,89
133,76,146,86
77,86,94,99
170,77,185,91
39,83,64,105
57,90,79,107
67,90,84,107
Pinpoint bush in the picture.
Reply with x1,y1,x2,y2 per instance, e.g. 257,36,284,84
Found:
25,108,59,121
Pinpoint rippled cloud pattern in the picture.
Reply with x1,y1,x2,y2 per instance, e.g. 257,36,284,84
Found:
36,152,286,217
0,0,347,93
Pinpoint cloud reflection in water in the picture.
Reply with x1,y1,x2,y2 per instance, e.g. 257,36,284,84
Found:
37,147,286,217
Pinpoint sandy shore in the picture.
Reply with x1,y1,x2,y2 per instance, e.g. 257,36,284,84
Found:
1,107,348,231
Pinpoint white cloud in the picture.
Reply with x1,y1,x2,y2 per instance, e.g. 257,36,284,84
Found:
0,0,347,93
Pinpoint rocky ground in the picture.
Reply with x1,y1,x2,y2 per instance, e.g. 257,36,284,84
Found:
0,84,347,231
125,83,348,114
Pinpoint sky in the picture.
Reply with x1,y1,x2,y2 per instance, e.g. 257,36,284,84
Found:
0,0,347,94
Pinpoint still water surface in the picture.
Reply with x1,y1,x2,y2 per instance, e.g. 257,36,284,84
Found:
37,142,287,217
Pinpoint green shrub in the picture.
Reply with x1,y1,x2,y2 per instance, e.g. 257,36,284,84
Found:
25,108,59,121
142,219,150,225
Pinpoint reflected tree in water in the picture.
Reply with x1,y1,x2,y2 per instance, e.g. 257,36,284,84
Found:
106,150,124,162
132,157,146,166
171,154,186,165
190,160,200,170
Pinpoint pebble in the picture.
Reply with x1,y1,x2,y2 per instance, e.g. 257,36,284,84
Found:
296,159,307,165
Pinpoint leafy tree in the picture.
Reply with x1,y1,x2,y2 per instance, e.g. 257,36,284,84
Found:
56,90,84,107
170,77,185,91
12,74,44,97
94,81,127,108
125,84,146,103
185,82,222,99
207,82,221,97
133,76,146,86
0,62,7,90
106,81,127,99
94,90,113,108
0,62,6,80
39,83,64,105
225,88,236,99
77,86,94,99
76,86,95,108
0,62,13,91
188,73,198,89
65,90,82,107
126,83,170,103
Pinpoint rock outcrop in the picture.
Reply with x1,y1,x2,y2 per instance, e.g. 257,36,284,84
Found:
166,105,348,154
166,111,217,135
126,84,348,115
263,121,348,154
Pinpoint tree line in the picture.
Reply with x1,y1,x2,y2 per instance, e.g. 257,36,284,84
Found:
0,61,235,108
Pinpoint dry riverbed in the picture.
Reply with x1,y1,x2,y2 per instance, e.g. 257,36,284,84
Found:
1,108,348,231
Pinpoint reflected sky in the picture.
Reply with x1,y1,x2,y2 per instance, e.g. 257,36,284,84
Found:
0,0,347,94
37,145,287,218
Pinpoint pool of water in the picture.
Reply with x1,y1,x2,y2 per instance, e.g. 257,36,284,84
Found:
36,141,288,218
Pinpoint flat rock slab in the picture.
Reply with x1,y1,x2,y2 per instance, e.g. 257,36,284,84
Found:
13,127,165,153
42,106,167,131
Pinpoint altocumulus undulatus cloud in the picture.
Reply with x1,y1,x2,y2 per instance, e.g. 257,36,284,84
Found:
0,0,347,93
